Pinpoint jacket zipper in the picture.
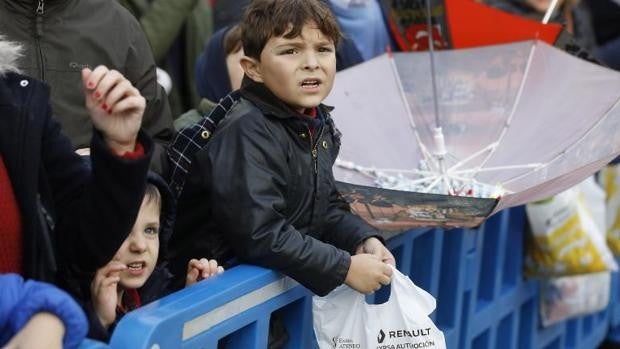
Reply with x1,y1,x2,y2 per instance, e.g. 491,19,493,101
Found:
309,125,325,211
309,125,324,175
35,0,45,80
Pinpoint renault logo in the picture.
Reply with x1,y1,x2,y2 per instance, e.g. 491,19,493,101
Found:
378,329,386,343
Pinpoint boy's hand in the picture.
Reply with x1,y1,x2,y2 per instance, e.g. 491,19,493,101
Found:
81,66,145,155
345,254,393,294
90,261,126,328
4,312,65,349
186,258,224,287
355,237,396,266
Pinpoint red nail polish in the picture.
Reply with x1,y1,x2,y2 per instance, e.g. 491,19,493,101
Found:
94,91,101,98
101,103,108,110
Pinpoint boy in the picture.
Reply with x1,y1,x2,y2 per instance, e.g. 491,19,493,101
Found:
86,174,223,340
169,0,394,297
175,25,245,131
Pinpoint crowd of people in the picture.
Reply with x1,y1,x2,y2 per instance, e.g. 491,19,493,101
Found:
0,0,618,348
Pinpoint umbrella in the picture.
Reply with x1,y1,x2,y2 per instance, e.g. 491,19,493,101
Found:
326,40,620,230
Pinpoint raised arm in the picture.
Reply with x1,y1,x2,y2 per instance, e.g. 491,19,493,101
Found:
50,66,153,276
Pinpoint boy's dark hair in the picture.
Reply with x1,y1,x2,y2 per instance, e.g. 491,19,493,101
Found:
240,0,342,60
144,183,162,212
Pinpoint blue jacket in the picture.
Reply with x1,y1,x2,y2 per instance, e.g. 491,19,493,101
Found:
0,273,87,348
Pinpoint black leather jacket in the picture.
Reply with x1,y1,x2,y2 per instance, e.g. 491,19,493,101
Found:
170,80,379,296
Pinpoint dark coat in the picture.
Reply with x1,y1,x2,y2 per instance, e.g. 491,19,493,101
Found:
0,72,153,284
0,0,174,173
169,80,379,296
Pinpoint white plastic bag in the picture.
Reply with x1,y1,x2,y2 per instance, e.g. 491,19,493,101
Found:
313,267,446,349
524,177,617,276
540,271,610,327
599,164,620,255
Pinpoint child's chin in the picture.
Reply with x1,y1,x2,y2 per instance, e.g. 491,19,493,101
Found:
120,278,147,290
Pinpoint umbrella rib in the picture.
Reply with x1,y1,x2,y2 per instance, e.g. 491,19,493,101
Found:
500,95,620,187
452,163,544,175
542,0,561,24
422,175,444,193
443,174,496,191
334,159,438,182
447,142,498,173
470,41,539,178
365,168,436,176
442,175,454,195
387,54,435,172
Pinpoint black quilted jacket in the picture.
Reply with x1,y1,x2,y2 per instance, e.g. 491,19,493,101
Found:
169,79,379,296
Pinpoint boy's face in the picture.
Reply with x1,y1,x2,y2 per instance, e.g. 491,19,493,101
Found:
242,21,336,113
113,196,160,290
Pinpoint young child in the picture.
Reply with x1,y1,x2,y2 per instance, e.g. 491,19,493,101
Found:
169,0,395,297
175,25,246,131
196,24,245,104
86,174,223,340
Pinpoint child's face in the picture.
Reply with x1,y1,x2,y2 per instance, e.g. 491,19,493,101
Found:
112,196,160,290
243,21,336,113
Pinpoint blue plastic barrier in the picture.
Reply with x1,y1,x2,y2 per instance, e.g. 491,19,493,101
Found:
604,260,620,343
79,339,110,349
79,206,615,348
80,264,314,349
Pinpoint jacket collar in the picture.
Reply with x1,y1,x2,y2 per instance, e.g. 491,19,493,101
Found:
240,77,305,120
240,76,333,121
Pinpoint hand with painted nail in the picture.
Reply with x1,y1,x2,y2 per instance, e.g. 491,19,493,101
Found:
81,66,145,155
90,261,127,329
185,258,225,287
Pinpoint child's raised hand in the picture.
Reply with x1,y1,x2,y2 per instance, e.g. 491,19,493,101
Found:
344,254,393,294
81,66,145,155
185,258,224,287
355,237,396,266
90,261,126,328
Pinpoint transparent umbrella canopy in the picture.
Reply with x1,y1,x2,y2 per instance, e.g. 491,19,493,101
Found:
326,40,620,230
